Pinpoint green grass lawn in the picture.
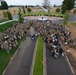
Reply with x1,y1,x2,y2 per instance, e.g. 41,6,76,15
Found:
0,38,23,75
0,21,18,32
33,36,44,75
0,19,9,23
23,12,64,18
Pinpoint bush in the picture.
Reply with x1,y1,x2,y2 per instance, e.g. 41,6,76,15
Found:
7,11,12,20
18,11,24,23
3,11,7,18
61,5,66,14
73,9,76,14
56,8,60,12
27,8,32,13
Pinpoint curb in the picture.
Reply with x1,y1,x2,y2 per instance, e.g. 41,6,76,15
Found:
43,43,47,75
29,39,38,75
65,55,75,75
2,39,24,75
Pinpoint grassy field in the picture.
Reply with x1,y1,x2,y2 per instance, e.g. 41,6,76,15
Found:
0,38,23,75
0,21,18,32
0,19,9,23
33,36,44,75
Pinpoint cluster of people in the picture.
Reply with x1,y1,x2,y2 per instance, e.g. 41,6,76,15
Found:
29,20,71,58
0,19,75,55
0,23,30,53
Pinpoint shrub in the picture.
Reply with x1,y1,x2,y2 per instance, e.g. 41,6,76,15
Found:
56,8,60,12
18,11,24,23
73,9,76,14
3,11,7,18
61,5,67,14
6,11,12,20
27,8,32,13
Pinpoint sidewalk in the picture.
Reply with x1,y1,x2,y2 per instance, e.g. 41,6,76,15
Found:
0,20,17,25
3,37,36,75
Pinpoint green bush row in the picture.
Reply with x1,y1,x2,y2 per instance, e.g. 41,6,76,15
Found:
23,14,64,18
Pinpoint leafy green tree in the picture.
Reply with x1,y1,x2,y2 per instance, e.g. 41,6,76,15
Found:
63,13,69,25
61,5,66,14
18,11,24,23
73,9,76,14
3,11,7,18
27,8,32,13
22,6,26,14
19,7,21,12
7,11,12,20
56,8,60,12
14,10,16,14
1,0,8,9
62,0,75,10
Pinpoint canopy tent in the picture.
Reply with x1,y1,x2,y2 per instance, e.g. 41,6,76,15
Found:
37,17,49,22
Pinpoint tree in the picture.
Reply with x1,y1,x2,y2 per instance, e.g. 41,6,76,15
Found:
63,13,69,25
14,10,16,14
18,11,24,23
19,7,21,12
3,11,7,18
7,11,12,20
27,8,32,13
56,8,60,12
73,9,76,14
42,0,50,9
62,0,75,10
22,6,26,14
1,0,8,9
61,5,66,14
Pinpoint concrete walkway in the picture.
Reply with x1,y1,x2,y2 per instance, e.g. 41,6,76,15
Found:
0,20,17,25
3,37,36,75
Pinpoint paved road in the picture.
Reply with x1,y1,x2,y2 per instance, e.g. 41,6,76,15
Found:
4,37,36,75
51,14,76,24
45,44,73,75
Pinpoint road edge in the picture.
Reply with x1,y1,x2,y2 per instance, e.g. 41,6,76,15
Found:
65,54,75,75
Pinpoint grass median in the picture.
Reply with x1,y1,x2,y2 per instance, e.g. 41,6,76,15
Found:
0,21,18,32
33,36,44,75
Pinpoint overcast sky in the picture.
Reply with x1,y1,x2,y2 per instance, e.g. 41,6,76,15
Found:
5,0,63,6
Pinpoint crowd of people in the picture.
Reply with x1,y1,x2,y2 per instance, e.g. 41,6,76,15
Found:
28,20,73,58
0,19,75,55
0,22,30,53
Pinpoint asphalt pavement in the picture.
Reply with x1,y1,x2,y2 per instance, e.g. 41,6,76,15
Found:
45,44,73,75
4,37,36,75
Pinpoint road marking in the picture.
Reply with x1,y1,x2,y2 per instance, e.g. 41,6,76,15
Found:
65,55,75,75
